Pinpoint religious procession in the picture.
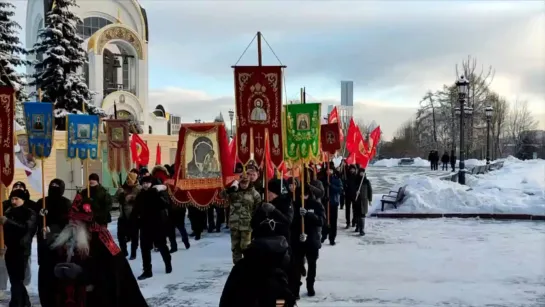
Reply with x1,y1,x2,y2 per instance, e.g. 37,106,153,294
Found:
0,32,380,307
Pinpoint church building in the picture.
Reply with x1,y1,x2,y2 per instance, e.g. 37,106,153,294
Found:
25,0,172,134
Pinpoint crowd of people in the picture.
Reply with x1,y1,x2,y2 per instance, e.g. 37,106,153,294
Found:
0,160,373,307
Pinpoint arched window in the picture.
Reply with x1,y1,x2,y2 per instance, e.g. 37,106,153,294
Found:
148,126,153,134
76,17,112,39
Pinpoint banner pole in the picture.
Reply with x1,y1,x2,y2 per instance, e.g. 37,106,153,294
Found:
86,159,90,198
0,183,5,256
41,158,47,238
326,161,330,226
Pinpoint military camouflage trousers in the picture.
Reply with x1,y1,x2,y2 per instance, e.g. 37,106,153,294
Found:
230,229,252,264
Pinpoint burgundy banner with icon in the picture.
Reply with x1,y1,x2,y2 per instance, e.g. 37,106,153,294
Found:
234,66,284,167
320,123,341,155
104,119,131,173
0,86,15,186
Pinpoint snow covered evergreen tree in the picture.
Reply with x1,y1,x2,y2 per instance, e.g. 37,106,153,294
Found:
30,0,105,126
0,2,30,126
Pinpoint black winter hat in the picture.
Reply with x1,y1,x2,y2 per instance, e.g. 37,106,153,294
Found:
267,179,285,196
13,181,27,190
141,175,153,184
10,189,27,200
89,173,100,182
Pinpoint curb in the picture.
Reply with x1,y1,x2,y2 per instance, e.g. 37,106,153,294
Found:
369,213,545,221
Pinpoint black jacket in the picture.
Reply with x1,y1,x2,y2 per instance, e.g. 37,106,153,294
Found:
291,197,326,250
344,172,360,200
133,185,170,233
219,236,294,307
35,195,72,265
4,205,37,256
251,194,293,242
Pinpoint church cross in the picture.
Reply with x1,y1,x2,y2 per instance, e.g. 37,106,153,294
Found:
256,133,263,147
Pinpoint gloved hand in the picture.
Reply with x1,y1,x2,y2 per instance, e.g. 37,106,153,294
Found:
0,216,7,225
261,202,275,214
154,184,167,192
299,233,307,242
39,208,48,217
299,207,307,216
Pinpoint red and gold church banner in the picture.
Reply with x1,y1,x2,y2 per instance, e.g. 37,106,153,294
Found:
320,123,341,155
0,86,15,186
104,119,131,173
169,122,235,209
234,66,283,167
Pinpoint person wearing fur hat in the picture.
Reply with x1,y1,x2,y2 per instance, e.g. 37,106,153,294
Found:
133,175,172,280
0,189,37,307
80,173,113,226
116,173,142,259
35,178,72,307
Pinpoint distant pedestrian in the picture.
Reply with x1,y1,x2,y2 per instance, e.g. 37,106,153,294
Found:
441,151,450,171
450,150,457,172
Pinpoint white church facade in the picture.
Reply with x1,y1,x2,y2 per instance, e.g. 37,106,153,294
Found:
25,0,173,135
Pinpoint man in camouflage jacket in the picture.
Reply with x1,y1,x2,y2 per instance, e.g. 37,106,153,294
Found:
222,175,262,264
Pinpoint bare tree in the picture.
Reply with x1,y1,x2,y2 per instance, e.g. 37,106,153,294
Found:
506,99,537,154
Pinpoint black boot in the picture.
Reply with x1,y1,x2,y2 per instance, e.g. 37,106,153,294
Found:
165,262,173,274
195,232,201,240
307,283,315,297
129,250,137,260
183,240,191,249
360,218,366,236
189,232,196,237
137,271,152,280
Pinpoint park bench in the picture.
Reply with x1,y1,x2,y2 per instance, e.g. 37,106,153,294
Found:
380,185,407,211
398,158,415,166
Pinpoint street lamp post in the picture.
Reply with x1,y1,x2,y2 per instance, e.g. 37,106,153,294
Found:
228,109,234,138
485,106,493,165
455,75,470,185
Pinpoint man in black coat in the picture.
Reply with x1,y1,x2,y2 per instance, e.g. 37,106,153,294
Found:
450,150,457,172
80,173,112,226
35,178,72,307
289,183,326,299
344,165,359,229
133,176,172,280
0,189,37,307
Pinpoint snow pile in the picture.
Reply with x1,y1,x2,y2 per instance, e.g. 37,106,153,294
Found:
371,157,545,215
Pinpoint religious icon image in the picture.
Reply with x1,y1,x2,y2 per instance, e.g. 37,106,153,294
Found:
77,124,91,139
272,133,280,149
240,133,248,148
112,127,124,141
32,114,44,131
296,113,310,131
203,150,220,173
326,131,335,144
250,98,267,121
186,135,221,179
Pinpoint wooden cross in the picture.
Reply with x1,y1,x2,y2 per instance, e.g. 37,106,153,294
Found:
256,132,263,147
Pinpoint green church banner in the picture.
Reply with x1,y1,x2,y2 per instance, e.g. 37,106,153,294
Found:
283,103,321,162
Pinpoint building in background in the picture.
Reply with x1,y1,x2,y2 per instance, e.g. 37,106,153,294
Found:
167,114,181,136
26,0,169,134
341,81,353,107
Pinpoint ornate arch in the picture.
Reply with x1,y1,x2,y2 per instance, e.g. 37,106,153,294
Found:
87,24,144,60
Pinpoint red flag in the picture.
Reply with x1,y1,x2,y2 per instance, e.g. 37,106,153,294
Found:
130,134,149,166
368,126,381,159
328,106,344,141
0,86,15,186
155,143,161,165
346,119,363,154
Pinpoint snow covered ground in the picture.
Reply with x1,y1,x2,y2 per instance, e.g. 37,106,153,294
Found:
371,157,545,215
2,157,543,306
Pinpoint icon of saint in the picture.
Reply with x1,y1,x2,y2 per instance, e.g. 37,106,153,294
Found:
250,99,267,121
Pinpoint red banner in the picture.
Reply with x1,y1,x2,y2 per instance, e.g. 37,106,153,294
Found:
234,66,284,167
130,134,149,167
169,123,235,209
320,123,341,154
155,143,161,165
0,86,15,186
328,106,344,141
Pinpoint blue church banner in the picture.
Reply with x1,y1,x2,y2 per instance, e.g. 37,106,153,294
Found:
67,114,100,160
23,102,55,158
